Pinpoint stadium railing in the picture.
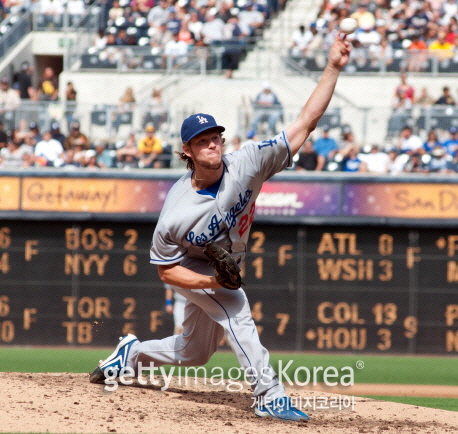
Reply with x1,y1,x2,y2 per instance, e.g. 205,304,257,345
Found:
286,47,458,76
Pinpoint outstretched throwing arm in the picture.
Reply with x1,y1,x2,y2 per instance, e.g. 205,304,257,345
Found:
286,34,352,156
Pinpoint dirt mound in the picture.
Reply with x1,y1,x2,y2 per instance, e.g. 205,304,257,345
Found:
1,372,457,433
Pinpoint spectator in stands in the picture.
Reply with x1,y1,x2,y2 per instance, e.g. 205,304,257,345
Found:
93,29,108,50
429,30,454,61
201,10,225,44
394,73,415,103
392,88,413,110
295,139,319,171
84,149,101,169
177,18,194,44
105,33,117,47
290,24,314,56
137,123,163,168
108,0,124,22
115,28,129,45
50,121,65,145
427,146,451,172
397,126,423,152
37,67,59,101
0,78,20,131
424,25,438,48
304,22,323,55
34,130,65,167
64,121,90,150
72,141,89,165
148,0,170,30
20,149,35,168
188,11,204,45
0,137,34,168
386,147,402,174
350,2,375,30
40,0,65,28
435,86,456,105
312,126,339,169
407,33,428,72
238,2,265,37
341,144,365,172
14,61,36,100
443,0,458,27
403,151,428,173
214,1,232,23
416,87,435,106
222,14,247,79
166,6,181,35
404,3,430,33
94,141,116,168
442,127,458,155
116,131,138,164
131,0,154,14
356,22,381,49
423,129,441,153
150,22,174,52
358,144,390,173
446,16,458,43
66,0,85,19
66,81,77,101
250,81,283,136
163,32,189,68
29,122,42,145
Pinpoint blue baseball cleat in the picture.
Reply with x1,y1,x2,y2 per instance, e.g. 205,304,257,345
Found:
255,397,310,422
89,334,138,384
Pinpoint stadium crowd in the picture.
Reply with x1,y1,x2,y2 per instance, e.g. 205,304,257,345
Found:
1,0,458,173
2,104,458,173
0,117,175,169
291,124,458,174
291,0,458,72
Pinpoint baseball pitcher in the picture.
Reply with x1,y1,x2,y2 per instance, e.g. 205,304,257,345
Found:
90,34,351,422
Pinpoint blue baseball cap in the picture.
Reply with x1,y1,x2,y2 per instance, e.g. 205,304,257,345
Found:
181,113,225,142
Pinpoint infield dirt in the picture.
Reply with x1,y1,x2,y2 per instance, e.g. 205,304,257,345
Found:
1,372,457,434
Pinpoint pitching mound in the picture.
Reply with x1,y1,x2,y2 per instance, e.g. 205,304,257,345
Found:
1,372,457,434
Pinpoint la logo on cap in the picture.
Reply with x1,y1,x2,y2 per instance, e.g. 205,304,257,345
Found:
197,115,208,124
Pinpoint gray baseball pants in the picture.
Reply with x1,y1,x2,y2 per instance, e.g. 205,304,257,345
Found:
127,284,286,399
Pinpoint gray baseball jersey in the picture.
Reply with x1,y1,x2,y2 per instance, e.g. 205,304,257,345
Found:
150,131,292,267
127,131,292,401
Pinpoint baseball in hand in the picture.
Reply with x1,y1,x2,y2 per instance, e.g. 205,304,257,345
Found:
339,18,358,34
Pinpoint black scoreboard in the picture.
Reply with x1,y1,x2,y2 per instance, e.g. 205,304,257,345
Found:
1,221,457,354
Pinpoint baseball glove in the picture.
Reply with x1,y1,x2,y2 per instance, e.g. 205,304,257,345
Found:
203,240,243,290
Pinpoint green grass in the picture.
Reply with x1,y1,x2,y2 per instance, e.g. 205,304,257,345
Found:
362,396,458,412
1,348,457,386
1,348,457,412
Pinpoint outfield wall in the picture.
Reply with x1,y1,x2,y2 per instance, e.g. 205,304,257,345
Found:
1,170,457,354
